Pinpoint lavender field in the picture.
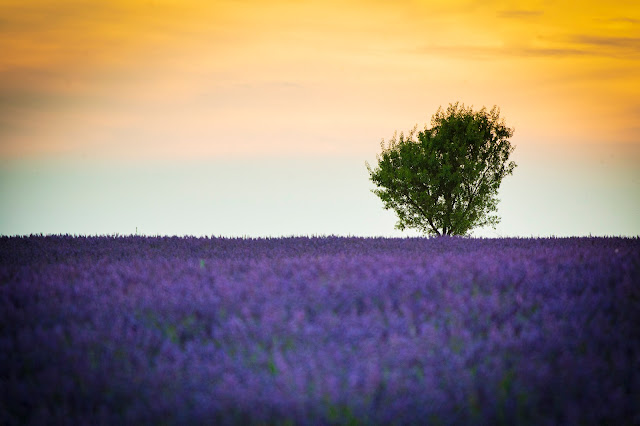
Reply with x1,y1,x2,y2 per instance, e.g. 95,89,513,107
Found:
1,236,639,425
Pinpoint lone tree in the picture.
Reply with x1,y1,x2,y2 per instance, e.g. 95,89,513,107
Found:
366,103,516,236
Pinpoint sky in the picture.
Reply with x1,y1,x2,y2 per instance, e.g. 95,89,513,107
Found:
1,0,639,237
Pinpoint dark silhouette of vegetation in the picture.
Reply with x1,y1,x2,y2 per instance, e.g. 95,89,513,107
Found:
367,103,516,236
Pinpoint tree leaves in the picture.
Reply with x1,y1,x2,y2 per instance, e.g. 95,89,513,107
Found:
367,103,516,236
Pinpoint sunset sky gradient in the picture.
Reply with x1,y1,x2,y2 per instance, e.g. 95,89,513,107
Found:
1,0,639,237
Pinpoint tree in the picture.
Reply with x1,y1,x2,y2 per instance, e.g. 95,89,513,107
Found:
366,103,516,236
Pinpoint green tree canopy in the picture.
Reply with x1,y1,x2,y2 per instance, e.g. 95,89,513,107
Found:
366,103,516,236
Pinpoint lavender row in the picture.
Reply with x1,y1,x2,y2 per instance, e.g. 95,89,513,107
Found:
1,236,639,424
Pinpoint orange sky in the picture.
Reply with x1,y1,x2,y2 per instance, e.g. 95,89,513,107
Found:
1,0,639,160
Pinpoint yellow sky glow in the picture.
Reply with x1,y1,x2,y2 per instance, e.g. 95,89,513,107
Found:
1,0,639,159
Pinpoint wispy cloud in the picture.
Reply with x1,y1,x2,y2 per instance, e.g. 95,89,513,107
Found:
415,34,640,60
571,35,640,54
0,2,122,34
413,45,589,60
513,47,589,57
497,9,544,19
606,17,640,25
0,89,104,112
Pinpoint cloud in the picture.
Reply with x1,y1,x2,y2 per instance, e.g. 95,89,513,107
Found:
512,47,589,57
497,10,544,19
0,89,100,112
570,35,640,54
414,34,640,60
606,17,640,25
0,2,123,33
413,45,590,60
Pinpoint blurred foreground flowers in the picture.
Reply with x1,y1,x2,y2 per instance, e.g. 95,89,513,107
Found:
1,236,638,424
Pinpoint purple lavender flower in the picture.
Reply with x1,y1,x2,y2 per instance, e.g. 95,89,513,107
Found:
1,236,638,424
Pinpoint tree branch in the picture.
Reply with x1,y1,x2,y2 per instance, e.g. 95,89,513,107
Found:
403,194,440,235
462,159,492,223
